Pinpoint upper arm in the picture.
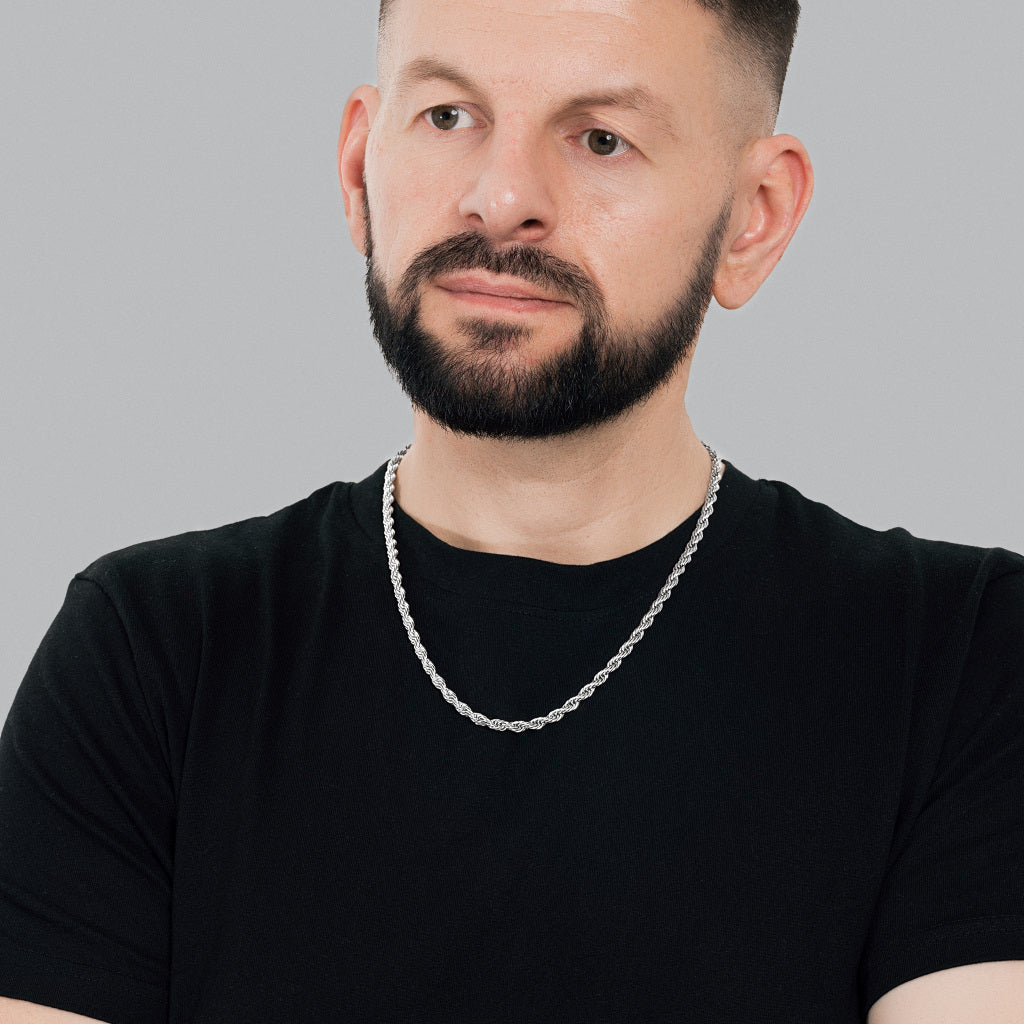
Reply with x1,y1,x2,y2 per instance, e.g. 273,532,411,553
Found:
0,576,174,1021
0,996,109,1023
859,565,1024,1010
867,962,1024,1024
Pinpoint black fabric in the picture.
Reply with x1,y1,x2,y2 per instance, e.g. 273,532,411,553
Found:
1,461,1023,1023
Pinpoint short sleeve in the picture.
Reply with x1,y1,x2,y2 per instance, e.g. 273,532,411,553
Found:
860,565,1024,1011
0,576,173,1023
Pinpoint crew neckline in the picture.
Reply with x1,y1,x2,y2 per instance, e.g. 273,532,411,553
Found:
348,457,762,613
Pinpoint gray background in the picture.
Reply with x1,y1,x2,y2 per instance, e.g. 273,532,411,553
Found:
2,3,1021,719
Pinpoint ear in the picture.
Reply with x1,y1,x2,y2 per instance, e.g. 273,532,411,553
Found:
714,134,814,310
338,85,380,256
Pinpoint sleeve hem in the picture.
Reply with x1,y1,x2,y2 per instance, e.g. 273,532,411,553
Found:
861,915,1024,1014
0,942,165,1024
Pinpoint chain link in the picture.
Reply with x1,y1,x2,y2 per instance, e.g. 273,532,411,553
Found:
383,443,722,732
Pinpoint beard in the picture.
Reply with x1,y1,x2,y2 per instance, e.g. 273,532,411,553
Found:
363,196,732,440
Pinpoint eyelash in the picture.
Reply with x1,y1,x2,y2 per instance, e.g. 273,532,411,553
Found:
421,105,634,158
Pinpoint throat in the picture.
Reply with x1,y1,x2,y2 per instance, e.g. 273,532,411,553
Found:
390,430,719,566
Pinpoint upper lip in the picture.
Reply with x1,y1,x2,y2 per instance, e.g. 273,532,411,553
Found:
433,272,570,304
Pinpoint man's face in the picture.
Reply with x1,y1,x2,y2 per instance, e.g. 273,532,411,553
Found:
360,0,742,437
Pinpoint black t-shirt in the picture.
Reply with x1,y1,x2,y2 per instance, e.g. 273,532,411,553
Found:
1,462,1023,1023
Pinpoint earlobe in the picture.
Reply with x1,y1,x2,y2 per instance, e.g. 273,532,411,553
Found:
338,85,380,256
713,134,814,310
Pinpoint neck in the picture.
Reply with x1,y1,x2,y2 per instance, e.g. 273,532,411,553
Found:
392,369,715,565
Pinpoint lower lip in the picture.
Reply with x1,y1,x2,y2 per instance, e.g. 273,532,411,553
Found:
436,286,570,315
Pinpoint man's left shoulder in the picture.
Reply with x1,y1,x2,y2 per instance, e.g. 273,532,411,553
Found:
757,473,1024,604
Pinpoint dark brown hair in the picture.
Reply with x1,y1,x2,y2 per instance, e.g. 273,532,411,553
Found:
700,0,801,112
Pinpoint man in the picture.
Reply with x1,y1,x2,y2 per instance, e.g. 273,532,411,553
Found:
1,0,1022,1020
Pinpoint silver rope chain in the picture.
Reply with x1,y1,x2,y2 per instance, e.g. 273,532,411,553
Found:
383,443,722,732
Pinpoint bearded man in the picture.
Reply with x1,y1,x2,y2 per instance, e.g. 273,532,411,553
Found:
1,1,1022,1021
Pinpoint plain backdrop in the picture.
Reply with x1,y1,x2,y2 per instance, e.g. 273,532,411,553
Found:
2,3,1022,719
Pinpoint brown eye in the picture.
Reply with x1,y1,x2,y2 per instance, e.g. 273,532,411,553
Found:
586,129,627,156
429,105,470,130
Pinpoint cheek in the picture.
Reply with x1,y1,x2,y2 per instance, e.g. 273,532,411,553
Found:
572,202,698,317
365,142,464,279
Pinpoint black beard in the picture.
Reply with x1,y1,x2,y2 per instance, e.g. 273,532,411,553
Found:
363,199,731,440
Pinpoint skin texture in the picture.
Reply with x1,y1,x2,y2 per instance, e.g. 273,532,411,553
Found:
339,0,813,565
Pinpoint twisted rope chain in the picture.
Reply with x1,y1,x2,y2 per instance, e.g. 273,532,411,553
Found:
383,443,722,732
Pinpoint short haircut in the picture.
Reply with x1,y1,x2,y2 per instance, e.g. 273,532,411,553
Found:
703,0,801,117
377,0,801,118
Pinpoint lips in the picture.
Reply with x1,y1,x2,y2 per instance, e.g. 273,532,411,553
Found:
433,272,571,309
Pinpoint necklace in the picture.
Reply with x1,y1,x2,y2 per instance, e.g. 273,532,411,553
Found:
383,442,722,733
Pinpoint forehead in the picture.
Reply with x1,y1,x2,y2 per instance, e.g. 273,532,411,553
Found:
379,0,723,104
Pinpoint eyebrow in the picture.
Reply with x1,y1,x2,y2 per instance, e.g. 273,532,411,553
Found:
393,57,479,102
393,57,681,142
561,88,680,142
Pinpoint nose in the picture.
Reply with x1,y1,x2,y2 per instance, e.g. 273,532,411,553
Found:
457,127,558,244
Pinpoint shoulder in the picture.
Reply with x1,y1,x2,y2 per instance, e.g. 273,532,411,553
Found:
73,480,364,626
738,473,1023,780
748,472,1024,607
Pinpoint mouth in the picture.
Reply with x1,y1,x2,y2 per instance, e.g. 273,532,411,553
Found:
432,272,574,315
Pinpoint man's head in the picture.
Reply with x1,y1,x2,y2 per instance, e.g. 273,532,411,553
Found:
339,0,813,438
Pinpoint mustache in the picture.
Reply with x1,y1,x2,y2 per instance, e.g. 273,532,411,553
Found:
397,231,604,318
